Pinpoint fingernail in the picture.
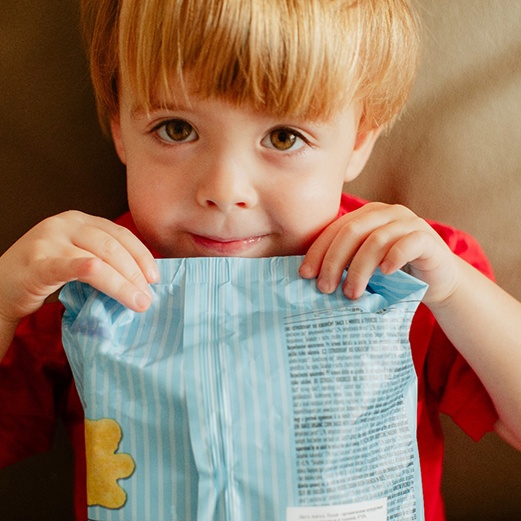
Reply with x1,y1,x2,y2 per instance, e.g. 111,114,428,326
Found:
135,291,152,311
148,265,160,282
343,281,360,300
299,263,313,278
343,287,354,300
317,277,332,294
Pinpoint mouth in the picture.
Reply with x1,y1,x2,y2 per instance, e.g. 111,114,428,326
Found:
190,233,267,255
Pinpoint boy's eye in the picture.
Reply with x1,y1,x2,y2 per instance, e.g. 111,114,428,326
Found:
155,119,198,143
262,128,305,152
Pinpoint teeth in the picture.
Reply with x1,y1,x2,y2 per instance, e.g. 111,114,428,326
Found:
243,237,261,244
206,235,263,243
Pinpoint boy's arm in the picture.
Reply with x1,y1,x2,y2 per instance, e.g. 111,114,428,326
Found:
0,211,158,360
301,202,521,450
428,256,521,450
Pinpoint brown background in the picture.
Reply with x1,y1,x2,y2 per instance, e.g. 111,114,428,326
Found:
1,1,521,519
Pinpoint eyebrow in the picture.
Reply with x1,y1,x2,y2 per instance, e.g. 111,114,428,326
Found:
128,97,335,128
130,98,195,120
130,106,177,121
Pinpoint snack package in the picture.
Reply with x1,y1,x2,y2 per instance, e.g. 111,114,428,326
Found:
61,256,427,521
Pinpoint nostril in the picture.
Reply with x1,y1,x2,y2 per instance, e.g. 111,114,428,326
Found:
203,198,248,209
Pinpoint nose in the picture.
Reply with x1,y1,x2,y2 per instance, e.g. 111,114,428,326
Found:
196,156,258,211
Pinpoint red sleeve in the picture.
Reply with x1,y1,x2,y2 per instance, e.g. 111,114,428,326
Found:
0,302,72,466
0,211,138,470
426,223,498,441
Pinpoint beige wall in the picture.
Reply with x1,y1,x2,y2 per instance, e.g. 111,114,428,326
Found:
350,3,521,518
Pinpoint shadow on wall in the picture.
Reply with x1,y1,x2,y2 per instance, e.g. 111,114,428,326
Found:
0,423,74,521
0,0,127,255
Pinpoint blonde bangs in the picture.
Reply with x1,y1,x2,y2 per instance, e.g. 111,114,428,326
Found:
84,0,419,131
118,0,365,120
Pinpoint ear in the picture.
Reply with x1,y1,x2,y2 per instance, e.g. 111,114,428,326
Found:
344,127,382,183
110,116,127,165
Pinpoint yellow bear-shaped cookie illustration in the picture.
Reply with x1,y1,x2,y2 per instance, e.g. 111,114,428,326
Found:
85,418,135,509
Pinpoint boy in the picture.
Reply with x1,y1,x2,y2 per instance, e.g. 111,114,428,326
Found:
1,0,521,520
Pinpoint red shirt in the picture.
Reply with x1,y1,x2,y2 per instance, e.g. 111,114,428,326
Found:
0,194,498,521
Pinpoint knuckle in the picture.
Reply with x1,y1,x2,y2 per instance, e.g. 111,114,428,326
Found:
391,203,413,217
100,236,122,257
36,215,60,236
320,254,347,280
128,269,145,286
345,263,364,281
365,201,388,211
61,209,81,219
76,257,102,280
113,223,138,243
58,209,84,224
366,228,390,249
37,210,84,235
113,225,147,253
320,255,338,275
409,229,432,246
337,220,364,240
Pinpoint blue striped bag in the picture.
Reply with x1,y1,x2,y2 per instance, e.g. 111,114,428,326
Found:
61,256,427,521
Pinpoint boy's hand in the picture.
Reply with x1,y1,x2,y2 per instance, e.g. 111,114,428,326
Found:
299,202,459,306
0,211,159,326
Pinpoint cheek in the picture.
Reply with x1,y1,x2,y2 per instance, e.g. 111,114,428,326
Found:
125,165,171,234
299,170,345,210
126,169,153,214
272,176,343,234
125,154,178,208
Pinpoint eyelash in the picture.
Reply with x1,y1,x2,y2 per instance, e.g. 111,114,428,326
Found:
150,119,198,145
262,127,309,153
149,119,311,154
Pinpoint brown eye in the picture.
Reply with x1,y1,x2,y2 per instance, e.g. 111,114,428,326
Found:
269,128,298,151
157,119,197,143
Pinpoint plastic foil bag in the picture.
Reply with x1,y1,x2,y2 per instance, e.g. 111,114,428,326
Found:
61,256,427,521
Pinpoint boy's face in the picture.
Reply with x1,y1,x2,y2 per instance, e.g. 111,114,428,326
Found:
111,81,378,258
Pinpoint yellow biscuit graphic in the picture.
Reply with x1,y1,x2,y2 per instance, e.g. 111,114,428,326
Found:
85,418,135,509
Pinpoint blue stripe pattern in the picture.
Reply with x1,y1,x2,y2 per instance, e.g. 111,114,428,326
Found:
61,256,427,521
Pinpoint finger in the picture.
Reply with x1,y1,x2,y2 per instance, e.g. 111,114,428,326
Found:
306,205,396,292
300,218,349,279
69,220,158,293
89,218,159,283
55,256,153,312
344,223,443,300
340,220,411,299
31,255,152,312
380,229,445,277
315,226,367,293
301,203,420,294
56,211,159,285
78,258,153,312
300,207,383,282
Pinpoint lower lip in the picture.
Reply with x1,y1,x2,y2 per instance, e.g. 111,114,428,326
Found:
191,234,265,255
